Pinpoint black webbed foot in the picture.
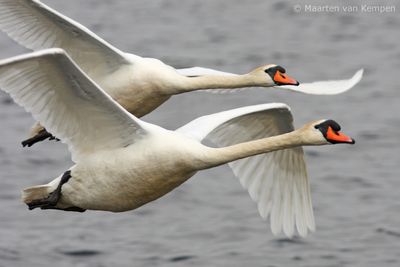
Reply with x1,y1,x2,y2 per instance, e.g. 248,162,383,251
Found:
27,171,77,211
21,129,60,147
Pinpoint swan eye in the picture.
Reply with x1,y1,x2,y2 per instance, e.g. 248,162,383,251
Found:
276,66,286,74
264,66,286,76
314,119,341,132
329,120,341,131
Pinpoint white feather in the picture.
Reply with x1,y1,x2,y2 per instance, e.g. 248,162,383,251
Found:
0,0,129,78
278,69,364,95
177,103,314,237
178,67,363,95
0,49,147,162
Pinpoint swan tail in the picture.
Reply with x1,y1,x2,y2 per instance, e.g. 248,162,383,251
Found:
21,175,86,212
21,185,54,205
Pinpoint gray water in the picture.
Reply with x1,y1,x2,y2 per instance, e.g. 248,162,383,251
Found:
0,0,399,266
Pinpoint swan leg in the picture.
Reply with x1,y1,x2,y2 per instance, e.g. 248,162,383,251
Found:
26,170,84,212
21,129,60,147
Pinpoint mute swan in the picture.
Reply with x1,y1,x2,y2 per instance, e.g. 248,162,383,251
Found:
0,0,363,147
0,49,355,237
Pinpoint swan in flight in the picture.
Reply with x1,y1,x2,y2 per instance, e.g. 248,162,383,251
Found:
0,49,355,237
0,0,363,146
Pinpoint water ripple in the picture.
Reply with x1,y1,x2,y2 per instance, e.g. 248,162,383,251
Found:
168,255,196,262
59,249,103,257
376,228,400,238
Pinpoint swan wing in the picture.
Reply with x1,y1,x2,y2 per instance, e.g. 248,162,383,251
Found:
0,0,129,78
278,69,363,95
0,49,147,162
177,103,314,237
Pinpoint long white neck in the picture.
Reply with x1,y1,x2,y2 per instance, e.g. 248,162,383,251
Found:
174,74,267,94
197,129,315,170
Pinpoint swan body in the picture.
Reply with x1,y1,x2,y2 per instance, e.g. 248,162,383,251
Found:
0,49,355,237
59,133,204,212
0,0,363,145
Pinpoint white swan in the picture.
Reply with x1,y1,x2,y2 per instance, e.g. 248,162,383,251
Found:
0,0,363,146
0,49,355,237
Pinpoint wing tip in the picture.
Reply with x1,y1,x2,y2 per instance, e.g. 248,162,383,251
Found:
336,68,363,94
270,224,315,238
262,202,315,238
279,68,364,95
353,68,364,83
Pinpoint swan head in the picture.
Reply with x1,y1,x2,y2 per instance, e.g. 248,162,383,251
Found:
301,119,355,145
251,64,300,87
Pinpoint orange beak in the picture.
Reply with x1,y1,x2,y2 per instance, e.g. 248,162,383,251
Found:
326,127,355,144
273,70,299,86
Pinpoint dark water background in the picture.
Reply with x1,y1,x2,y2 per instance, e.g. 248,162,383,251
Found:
0,0,399,266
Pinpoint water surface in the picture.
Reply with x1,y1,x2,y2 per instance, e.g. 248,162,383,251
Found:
0,0,399,266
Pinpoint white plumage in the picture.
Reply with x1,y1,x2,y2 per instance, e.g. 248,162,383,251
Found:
177,104,314,237
0,0,363,120
0,49,355,237
0,49,147,161
177,67,364,95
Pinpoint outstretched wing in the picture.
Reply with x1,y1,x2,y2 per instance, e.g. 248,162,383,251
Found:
0,48,148,162
177,103,315,237
0,0,130,78
278,69,364,95
177,66,363,95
